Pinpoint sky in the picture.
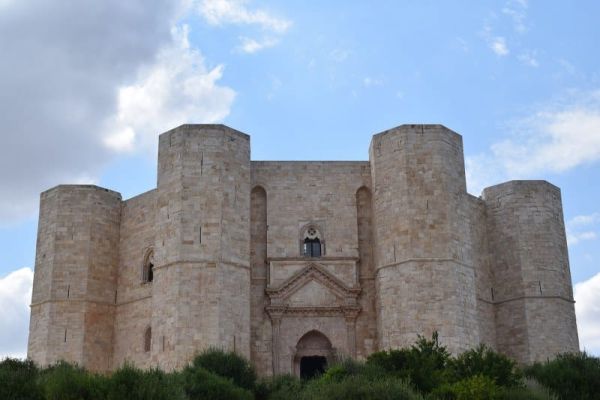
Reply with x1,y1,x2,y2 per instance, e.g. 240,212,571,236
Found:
0,0,599,359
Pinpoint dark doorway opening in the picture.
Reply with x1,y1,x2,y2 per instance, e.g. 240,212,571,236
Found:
300,356,327,379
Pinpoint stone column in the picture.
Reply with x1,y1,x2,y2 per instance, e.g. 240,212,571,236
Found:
344,308,359,358
267,307,284,375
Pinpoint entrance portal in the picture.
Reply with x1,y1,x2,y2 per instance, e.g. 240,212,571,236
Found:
300,356,327,379
293,330,333,378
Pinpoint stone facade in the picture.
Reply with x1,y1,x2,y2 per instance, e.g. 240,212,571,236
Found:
27,124,579,375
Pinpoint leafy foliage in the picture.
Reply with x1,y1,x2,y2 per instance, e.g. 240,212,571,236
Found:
447,344,523,387
0,344,594,400
448,375,498,400
302,374,423,400
106,363,183,400
367,332,451,393
39,361,108,400
0,358,43,400
190,347,257,391
182,364,253,400
524,352,600,400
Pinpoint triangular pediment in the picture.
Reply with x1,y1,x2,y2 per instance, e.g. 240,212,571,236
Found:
266,263,360,303
287,279,341,307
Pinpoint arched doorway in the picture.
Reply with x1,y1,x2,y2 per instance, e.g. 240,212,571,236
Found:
293,330,333,379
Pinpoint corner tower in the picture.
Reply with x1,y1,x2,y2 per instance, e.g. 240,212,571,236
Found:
27,185,122,371
152,124,251,369
483,181,579,363
369,125,479,354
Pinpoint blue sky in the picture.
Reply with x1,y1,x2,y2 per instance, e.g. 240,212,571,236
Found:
0,0,599,358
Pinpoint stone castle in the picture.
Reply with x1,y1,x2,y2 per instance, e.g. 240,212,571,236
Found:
27,124,579,376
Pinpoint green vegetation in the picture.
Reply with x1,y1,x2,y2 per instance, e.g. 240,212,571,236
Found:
1,337,597,400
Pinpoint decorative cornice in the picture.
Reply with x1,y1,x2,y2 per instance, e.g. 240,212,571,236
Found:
266,305,361,318
267,256,359,262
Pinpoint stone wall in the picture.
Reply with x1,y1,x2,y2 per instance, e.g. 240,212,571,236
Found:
152,125,251,369
484,180,579,363
370,125,479,354
252,161,371,260
28,185,121,371
112,189,156,368
466,195,496,349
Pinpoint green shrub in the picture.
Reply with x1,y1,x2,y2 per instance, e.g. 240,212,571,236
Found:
0,358,42,400
524,352,600,400
366,348,411,375
496,378,557,400
449,375,498,400
367,332,451,393
106,363,183,400
320,358,387,383
261,374,304,400
182,364,253,400
190,348,257,390
303,374,423,400
40,361,108,400
448,345,523,387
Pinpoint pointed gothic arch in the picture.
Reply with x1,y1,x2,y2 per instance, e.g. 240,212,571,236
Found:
142,248,154,283
293,330,333,379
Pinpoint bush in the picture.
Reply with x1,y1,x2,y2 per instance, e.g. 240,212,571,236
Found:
261,374,304,400
524,352,600,400
449,375,499,400
0,358,42,400
40,361,108,400
320,358,387,383
447,345,523,387
367,332,451,393
190,348,257,391
182,363,253,400
303,374,423,400
496,379,557,400
106,363,183,400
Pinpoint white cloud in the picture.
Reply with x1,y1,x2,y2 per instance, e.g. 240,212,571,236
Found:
198,0,291,33
502,0,528,34
490,37,509,56
570,213,600,227
568,231,598,246
197,0,290,54
465,90,600,194
494,108,600,176
0,1,181,223
0,268,33,359
363,77,383,88
104,25,236,153
575,273,600,355
566,212,600,246
518,51,539,67
0,1,237,223
236,36,279,54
